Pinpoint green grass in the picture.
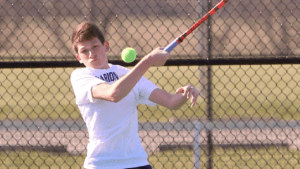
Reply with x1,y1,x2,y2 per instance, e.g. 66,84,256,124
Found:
0,151,85,169
0,68,79,120
139,64,300,122
1,9,300,169
2,146,298,169
149,146,300,169
1,64,300,122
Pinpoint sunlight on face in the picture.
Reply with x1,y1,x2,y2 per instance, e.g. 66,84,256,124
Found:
76,37,110,69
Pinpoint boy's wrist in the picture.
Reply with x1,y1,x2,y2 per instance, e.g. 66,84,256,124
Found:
141,54,154,67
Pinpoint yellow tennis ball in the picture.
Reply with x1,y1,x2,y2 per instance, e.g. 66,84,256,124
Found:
121,47,136,63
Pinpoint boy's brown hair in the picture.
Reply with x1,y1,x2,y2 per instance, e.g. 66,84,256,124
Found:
72,22,105,54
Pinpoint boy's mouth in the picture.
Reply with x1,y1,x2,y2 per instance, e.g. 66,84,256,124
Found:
90,58,97,62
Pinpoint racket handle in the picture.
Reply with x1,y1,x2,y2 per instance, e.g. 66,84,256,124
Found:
164,39,179,53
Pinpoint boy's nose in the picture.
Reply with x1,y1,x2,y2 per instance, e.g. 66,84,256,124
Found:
89,51,96,58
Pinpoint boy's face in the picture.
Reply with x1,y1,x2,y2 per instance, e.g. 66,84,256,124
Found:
76,37,110,69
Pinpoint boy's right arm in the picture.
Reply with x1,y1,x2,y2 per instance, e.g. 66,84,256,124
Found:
91,47,170,102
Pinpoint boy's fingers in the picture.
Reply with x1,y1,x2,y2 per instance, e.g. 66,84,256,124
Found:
183,87,188,96
175,87,183,94
192,93,198,103
190,95,196,107
190,90,199,107
184,85,193,96
187,91,192,99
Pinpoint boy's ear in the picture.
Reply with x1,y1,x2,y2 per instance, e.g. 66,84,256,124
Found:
104,41,110,52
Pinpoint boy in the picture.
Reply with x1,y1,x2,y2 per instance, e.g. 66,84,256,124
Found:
70,22,199,169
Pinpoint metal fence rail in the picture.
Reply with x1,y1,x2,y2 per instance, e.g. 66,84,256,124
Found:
1,0,300,168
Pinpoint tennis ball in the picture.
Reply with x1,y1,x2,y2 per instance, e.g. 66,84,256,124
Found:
121,47,136,63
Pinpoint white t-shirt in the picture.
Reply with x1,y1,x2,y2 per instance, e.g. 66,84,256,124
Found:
70,64,158,169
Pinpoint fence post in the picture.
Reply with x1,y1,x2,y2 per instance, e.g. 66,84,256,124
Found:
194,121,202,169
206,1,213,169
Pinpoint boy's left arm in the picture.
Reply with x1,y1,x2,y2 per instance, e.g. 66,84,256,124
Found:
149,85,199,110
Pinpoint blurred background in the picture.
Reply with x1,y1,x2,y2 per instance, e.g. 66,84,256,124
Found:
0,0,300,168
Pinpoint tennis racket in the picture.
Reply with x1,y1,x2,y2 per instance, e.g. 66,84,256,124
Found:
164,0,230,53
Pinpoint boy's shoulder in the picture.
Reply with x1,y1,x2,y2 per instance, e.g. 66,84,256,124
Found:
111,64,130,72
71,67,89,75
71,64,130,77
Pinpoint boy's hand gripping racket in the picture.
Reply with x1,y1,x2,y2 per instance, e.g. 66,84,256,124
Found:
164,0,230,53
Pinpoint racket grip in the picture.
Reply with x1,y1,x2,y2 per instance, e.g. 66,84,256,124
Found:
164,39,179,53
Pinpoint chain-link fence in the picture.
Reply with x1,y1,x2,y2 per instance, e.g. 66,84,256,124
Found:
1,0,300,168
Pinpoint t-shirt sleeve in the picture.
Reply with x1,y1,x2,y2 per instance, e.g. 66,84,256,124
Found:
70,69,106,105
137,76,159,106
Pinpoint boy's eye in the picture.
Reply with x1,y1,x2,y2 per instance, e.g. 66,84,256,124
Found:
93,45,98,49
81,50,88,53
